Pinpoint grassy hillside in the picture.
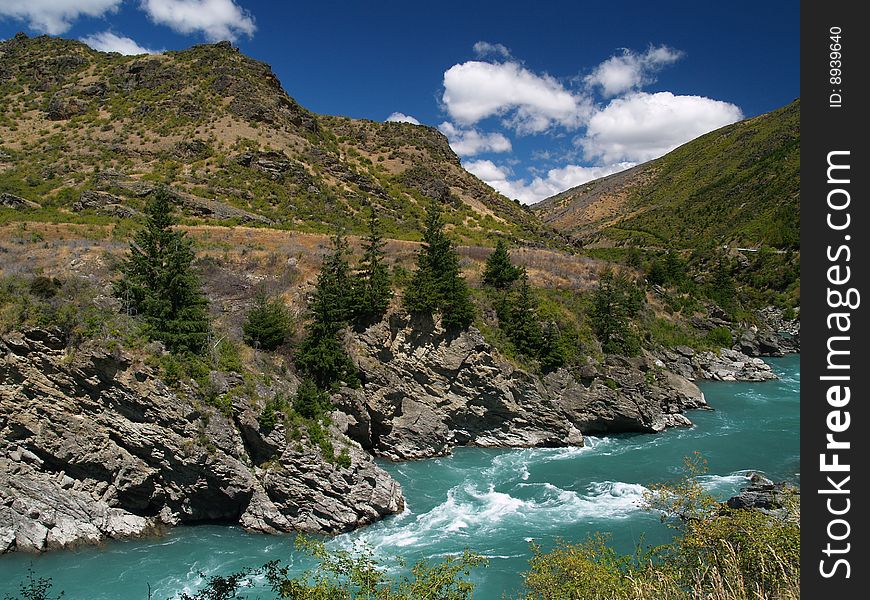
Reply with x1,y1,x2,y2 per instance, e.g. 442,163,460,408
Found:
0,33,554,246
534,99,800,249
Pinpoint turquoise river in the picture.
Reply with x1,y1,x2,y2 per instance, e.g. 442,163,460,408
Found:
0,354,799,599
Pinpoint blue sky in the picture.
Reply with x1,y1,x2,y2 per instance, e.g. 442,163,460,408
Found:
0,1,799,203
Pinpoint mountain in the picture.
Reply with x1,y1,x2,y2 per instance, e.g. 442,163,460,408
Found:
0,33,552,246
533,99,800,249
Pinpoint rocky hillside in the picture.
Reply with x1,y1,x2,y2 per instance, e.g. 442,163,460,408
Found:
0,33,553,246
533,100,800,249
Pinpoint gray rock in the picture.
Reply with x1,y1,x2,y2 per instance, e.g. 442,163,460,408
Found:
726,473,798,512
0,329,403,553
72,190,139,219
338,313,705,460
0,193,40,210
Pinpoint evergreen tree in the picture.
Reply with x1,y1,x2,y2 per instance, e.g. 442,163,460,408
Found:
482,239,520,289
590,269,644,356
351,206,392,321
292,378,331,420
115,188,209,354
539,321,568,372
295,231,358,389
243,293,291,351
706,258,739,318
506,269,543,357
404,203,475,329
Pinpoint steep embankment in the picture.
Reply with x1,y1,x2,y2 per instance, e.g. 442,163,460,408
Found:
534,100,800,249
337,313,707,461
1,313,714,553
0,327,403,553
0,33,554,246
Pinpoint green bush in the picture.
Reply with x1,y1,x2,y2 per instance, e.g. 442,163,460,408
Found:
705,326,733,348
243,294,292,351
292,378,331,420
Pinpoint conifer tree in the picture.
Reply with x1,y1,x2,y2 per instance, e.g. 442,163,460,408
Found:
506,269,543,356
243,293,291,351
295,231,358,388
539,321,568,372
404,202,475,328
352,206,392,321
590,268,644,355
482,239,520,289
116,187,209,354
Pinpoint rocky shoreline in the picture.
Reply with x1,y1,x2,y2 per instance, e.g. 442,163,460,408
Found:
0,328,402,554
1,309,798,554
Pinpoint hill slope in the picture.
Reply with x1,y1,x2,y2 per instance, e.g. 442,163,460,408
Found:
533,99,800,249
0,33,552,246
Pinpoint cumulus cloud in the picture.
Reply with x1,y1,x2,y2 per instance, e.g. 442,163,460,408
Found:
473,41,512,60
465,159,634,205
385,112,421,125
140,0,256,41
81,31,160,55
442,60,591,134
438,121,512,157
0,0,122,35
580,91,743,163
584,45,683,97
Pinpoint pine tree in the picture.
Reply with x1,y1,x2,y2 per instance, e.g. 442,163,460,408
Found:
506,269,543,356
243,293,291,351
295,231,358,389
116,188,209,354
404,202,475,328
539,321,568,372
590,269,644,356
482,239,520,289
351,206,392,322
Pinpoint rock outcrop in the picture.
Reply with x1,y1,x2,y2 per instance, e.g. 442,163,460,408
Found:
72,190,140,219
335,313,706,460
656,346,777,382
0,328,403,553
0,193,40,210
726,473,799,515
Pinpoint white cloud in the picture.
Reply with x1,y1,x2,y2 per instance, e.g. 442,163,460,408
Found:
464,159,634,205
385,112,421,125
0,0,122,35
585,45,683,97
442,60,591,134
438,121,512,157
580,91,743,163
473,41,512,60
80,31,160,55
140,0,256,42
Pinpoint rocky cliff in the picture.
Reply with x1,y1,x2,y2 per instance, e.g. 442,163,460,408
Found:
1,310,735,552
0,328,403,553
335,313,708,461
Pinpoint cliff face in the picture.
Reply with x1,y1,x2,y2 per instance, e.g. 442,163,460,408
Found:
336,313,707,461
0,328,403,553
1,314,715,552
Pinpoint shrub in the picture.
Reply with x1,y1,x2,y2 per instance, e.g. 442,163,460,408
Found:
705,326,733,349
292,378,331,420
243,294,291,351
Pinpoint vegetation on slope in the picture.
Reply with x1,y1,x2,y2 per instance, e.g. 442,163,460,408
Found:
534,99,800,250
0,33,556,247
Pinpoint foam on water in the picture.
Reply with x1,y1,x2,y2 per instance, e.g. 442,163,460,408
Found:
0,354,800,600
